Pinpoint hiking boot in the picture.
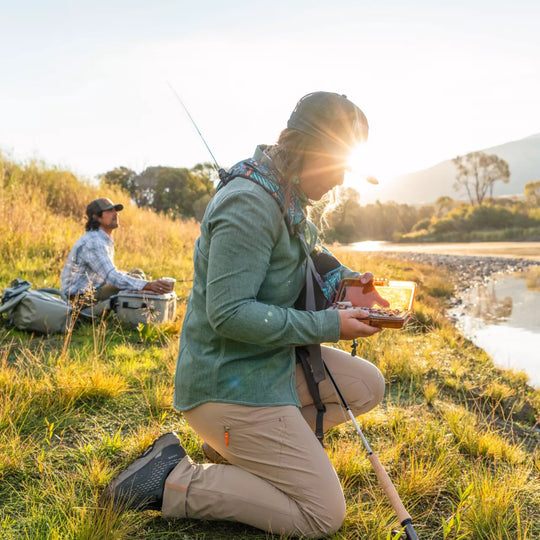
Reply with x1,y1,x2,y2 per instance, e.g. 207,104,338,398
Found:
201,442,228,464
101,432,186,511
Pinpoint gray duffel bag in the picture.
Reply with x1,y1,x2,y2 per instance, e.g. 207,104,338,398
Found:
0,279,74,335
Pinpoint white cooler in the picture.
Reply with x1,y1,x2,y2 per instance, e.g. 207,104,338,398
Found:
111,290,177,327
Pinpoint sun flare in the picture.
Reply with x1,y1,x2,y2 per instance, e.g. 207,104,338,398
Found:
344,139,403,193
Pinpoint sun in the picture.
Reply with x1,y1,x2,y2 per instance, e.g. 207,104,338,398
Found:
344,139,404,193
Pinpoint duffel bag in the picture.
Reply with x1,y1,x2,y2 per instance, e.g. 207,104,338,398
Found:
0,280,74,335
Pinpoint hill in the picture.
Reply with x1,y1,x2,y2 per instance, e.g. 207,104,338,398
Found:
368,133,540,205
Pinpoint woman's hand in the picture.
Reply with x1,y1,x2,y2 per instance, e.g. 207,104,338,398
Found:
338,309,381,340
358,271,374,285
355,272,390,308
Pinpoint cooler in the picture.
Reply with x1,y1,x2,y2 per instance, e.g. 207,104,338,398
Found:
111,290,177,327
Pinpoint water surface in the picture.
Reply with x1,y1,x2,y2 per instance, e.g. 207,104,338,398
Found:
350,241,540,386
351,240,540,260
450,274,540,387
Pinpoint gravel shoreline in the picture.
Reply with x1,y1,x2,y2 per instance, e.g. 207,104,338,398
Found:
372,251,540,290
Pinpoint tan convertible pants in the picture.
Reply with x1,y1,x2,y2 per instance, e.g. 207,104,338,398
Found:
162,346,385,538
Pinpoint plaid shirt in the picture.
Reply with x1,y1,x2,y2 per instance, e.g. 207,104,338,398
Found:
60,228,147,296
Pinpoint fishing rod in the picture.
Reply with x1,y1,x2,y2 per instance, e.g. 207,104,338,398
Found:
166,82,222,175
324,361,419,540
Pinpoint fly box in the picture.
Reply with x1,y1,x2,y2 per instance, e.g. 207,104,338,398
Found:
110,290,177,327
332,278,417,328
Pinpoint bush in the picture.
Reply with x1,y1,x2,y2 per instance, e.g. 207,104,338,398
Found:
430,216,462,234
412,218,432,232
399,200,540,242
465,205,513,230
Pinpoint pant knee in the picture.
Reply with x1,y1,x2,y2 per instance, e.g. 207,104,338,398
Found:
350,362,386,415
310,500,346,538
372,365,386,405
302,490,346,538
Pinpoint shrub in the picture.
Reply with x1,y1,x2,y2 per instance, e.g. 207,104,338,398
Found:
411,218,432,232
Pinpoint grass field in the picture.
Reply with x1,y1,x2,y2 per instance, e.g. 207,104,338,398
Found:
1,155,539,539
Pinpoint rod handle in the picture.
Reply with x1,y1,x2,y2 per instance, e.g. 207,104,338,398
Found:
368,453,411,524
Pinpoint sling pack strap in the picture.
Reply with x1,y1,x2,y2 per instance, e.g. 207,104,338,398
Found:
1,279,32,307
299,246,328,445
296,346,326,446
304,252,326,383
36,287,68,301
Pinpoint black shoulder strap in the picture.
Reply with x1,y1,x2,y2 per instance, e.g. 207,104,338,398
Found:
297,243,328,446
296,346,326,446
304,255,327,384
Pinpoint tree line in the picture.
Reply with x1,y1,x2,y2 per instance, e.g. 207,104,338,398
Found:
102,152,540,243
102,163,216,221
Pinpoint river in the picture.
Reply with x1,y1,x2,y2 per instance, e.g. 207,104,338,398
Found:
448,273,540,387
351,240,540,261
351,241,540,388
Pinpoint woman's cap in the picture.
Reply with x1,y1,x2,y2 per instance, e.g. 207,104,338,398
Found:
287,92,369,153
86,198,124,217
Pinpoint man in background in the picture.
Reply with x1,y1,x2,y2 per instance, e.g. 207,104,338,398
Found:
61,197,172,306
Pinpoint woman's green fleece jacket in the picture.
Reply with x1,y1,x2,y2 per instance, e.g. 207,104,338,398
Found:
173,149,358,411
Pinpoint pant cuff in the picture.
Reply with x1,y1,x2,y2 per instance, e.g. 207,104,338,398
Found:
161,455,195,518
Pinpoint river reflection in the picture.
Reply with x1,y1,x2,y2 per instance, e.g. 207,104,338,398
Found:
451,272,540,388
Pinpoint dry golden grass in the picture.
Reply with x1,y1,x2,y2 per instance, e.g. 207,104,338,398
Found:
0,153,200,291
462,465,538,539
423,382,439,405
442,404,526,464
1,154,539,539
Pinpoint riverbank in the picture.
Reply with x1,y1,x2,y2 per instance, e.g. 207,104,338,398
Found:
351,240,540,262
361,250,540,288
346,248,540,388
2,156,539,539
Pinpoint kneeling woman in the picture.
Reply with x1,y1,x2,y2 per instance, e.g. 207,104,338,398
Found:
103,91,386,539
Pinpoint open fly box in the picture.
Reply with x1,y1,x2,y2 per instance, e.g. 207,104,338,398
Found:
110,290,177,327
332,278,417,328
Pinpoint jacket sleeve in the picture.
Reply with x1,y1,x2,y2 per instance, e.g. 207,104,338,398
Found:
314,243,361,280
83,241,147,291
204,187,340,347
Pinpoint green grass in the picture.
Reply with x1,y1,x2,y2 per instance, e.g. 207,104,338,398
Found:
1,154,539,539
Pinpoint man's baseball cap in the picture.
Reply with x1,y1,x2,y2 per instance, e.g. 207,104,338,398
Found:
86,198,124,218
287,91,369,154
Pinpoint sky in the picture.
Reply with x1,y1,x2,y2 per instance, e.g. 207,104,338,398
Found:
1,0,539,196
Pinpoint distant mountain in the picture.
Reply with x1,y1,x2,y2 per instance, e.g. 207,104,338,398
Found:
367,133,540,205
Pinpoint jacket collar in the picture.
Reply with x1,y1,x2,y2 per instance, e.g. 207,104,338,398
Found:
219,146,307,237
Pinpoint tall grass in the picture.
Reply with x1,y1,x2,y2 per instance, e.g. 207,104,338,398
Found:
0,152,200,295
1,155,539,539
